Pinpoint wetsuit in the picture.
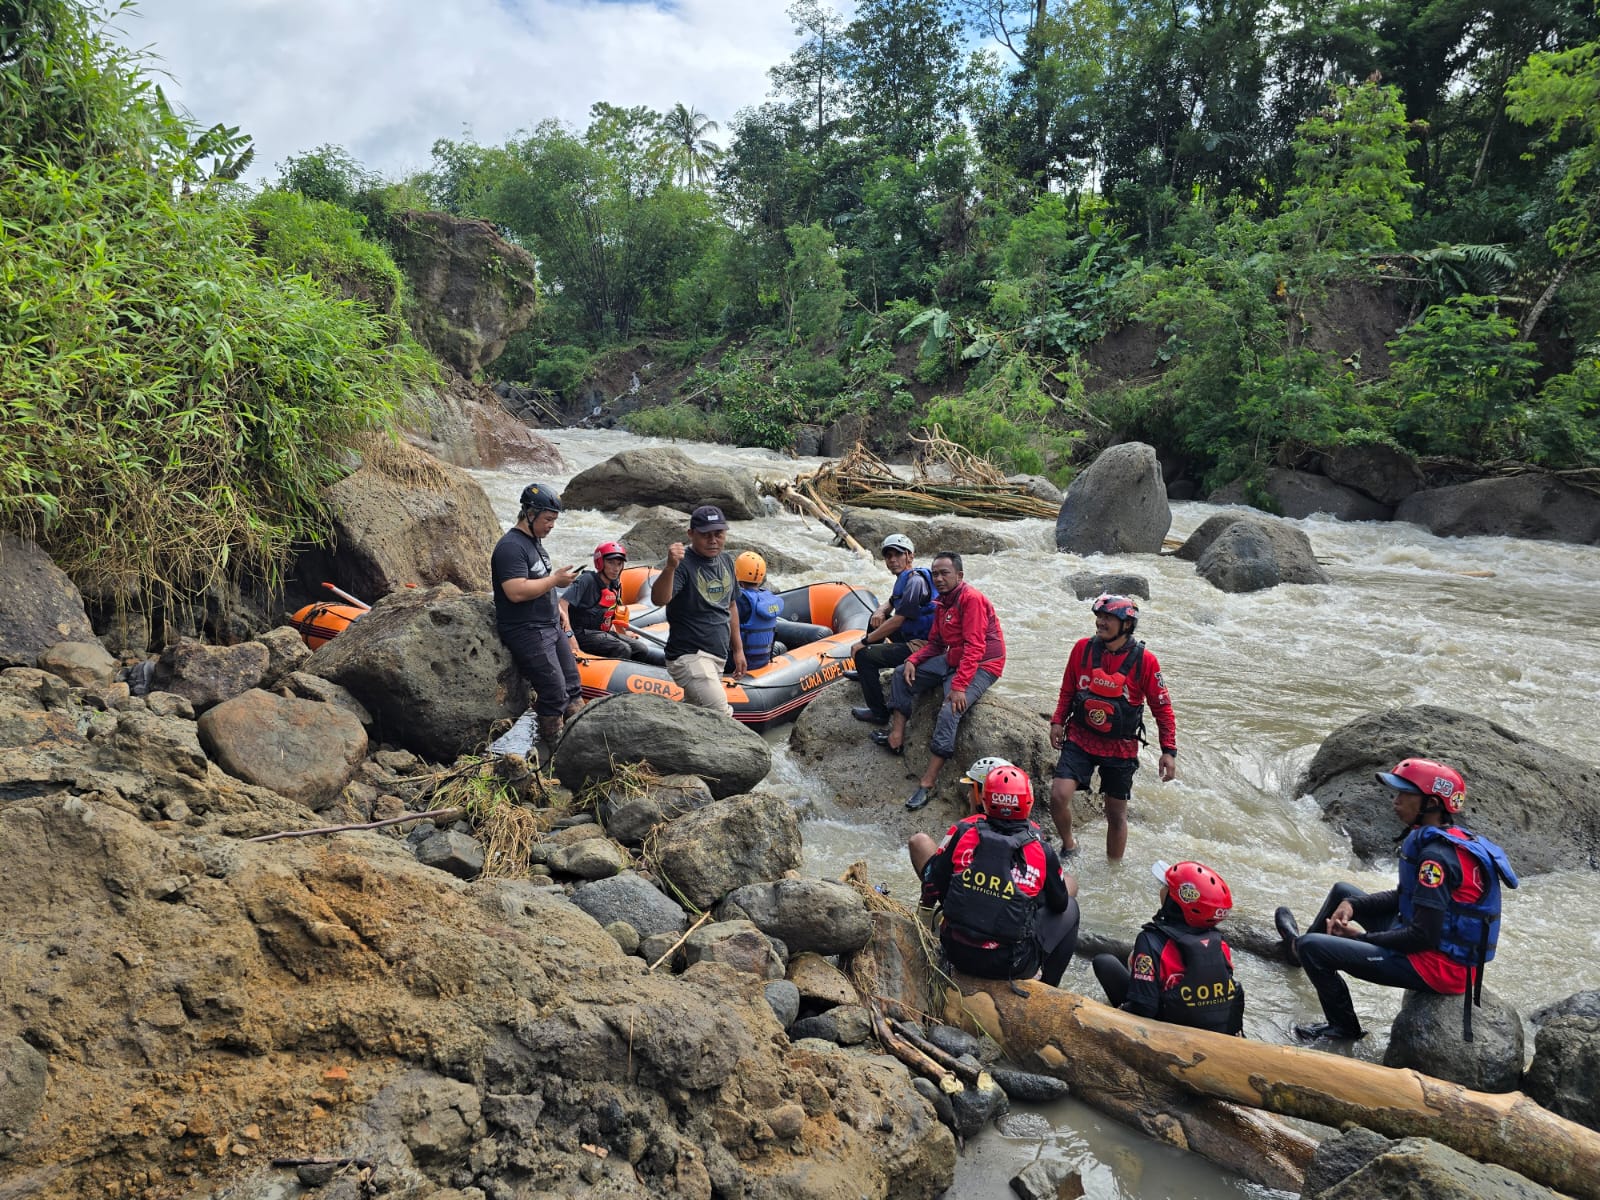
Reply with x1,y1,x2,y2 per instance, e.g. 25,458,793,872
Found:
1093,900,1244,1034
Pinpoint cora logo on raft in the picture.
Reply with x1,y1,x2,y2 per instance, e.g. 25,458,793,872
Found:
626,675,684,700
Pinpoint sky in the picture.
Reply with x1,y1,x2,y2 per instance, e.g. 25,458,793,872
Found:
107,0,810,183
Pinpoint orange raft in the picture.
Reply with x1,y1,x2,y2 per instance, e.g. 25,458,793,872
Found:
288,601,365,650
575,567,877,732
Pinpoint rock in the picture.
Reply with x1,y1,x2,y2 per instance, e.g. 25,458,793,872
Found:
1054,442,1171,555
552,693,772,800
1255,467,1394,522
765,1102,806,1140
839,507,1042,558
0,1036,48,1156
598,773,715,846
784,953,858,1010
1525,1007,1600,1130
638,931,683,970
409,366,563,472
616,506,813,575
414,830,485,879
197,690,368,810
763,980,801,1029
948,1078,1009,1137
150,637,270,712
789,1004,872,1046
1300,1127,1396,1198
1194,515,1330,592
274,671,374,730
254,625,311,689
35,640,119,690
0,533,96,669
305,583,524,763
1322,443,1425,506
1066,572,1149,601
1010,1160,1083,1200
682,920,785,980
793,424,825,457
1383,988,1524,1093
1395,474,1600,545
718,878,872,955
569,872,687,938
990,1068,1071,1104
912,1075,958,1130
368,1070,483,1163
1301,1134,1559,1199
650,793,802,910
562,448,763,519
1007,474,1064,505
603,920,640,955
1173,512,1244,561
551,837,626,881
145,690,195,719
925,1024,983,1060
1298,705,1600,873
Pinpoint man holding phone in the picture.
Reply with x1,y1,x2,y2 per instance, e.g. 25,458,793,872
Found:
491,482,584,753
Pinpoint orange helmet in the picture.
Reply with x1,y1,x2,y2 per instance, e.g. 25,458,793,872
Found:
735,551,767,587
982,765,1034,820
1156,860,1233,928
1377,758,1465,814
593,541,628,571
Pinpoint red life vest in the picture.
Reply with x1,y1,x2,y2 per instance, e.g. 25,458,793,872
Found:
1070,640,1147,740
599,588,619,632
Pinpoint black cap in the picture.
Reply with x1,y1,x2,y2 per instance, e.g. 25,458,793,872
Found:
520,483,563,514
689,505,728,532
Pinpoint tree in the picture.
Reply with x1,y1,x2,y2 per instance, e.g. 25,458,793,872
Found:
277,144,375,208
779,222,849,343
660,102,721,188
769,0,850,136
842,0,968,160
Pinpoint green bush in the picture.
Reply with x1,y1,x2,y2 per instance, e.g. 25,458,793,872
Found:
927,355,1083,479
621,402,720,441
247,189,407,325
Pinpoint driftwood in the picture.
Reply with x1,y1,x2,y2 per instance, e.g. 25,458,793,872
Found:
945,978,1600,1200
247,808,466,843
647,911,712,972
871,1006,963,1094
767,480,869,557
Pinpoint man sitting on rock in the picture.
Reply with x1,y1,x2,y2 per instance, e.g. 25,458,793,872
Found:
910,765,1079,987
651,505,745,715
873,552,1005,811
849,533,935,726
562,541,664,666
1276,758,1518,1043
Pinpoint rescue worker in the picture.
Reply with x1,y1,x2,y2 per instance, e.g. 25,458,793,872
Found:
1048,593,1177,861
733,551,783,671
850,533,935,725
1275,758,1518,1043
1092,860,1245,1035
490,483,583,754
910,765,1080,986
650,505,745,715
561,542,664,666
874,552,1006,811
958,755,1013,815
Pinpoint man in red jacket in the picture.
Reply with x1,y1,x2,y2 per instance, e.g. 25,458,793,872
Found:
872,552,1006,810
1048,593,1177,860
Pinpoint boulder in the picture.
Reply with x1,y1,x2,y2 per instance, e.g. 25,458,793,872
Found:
254,625,312,689
562,448,763,519
150,637,270,712
1301,1126,1392,1199
1194,515,1330,592
1006,474,1064,506
763,979,802,1029
0,534,96,669
305,584,525,763
719,878,872,955
35,640,119,690
785,953,858,1010
839,508,1043,558
1255,468,1393,522
648,793,802,910
1395,473,1600,545
1054,442,1171,555
1383,988,1524,1093
0,1036,48,1156
414,830,485,880
1174,511,1247,561
1299,705,1600,873
790,1005,873,1047
569,871,688,938
1322,443,1425,506
197,690,368,809
989,1068,1070,1104
617,505,812,575
682,920,785,980
1301,1133,1559,1200
598,773,715,846
551,693,772,800
408,367,563,471
550,837,627,881
1525,995,1600,1130
273,671,374,730
1066,572,1148,601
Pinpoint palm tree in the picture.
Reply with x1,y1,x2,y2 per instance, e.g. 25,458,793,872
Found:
660,103,721,188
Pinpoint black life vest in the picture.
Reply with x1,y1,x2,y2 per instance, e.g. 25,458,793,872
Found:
1145,917,1241,1034
1070,639,1147,740
944,823,1043,948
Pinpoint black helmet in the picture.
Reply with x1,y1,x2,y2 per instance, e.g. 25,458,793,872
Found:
519,483,563,515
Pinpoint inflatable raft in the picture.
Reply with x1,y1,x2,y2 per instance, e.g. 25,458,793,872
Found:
287,600,366,650
576,567,877,731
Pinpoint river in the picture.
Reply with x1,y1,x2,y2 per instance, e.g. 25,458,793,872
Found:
471,428,1600,1200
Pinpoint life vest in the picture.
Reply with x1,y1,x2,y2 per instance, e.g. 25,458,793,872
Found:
1069,639,1147,740
1397,825,1518,969
598,587,620,632
890,566,937,642
943,821,1044,948
1144,918,1241,1034
736,585,783,668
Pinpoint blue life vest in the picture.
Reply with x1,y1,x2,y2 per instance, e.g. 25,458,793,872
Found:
890,566,937,642
737,586,782,668
1397,825,1518,968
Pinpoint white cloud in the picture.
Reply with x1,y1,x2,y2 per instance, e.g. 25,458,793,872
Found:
108,0,805,182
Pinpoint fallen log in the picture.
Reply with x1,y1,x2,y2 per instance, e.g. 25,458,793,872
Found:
944,978,1600,1200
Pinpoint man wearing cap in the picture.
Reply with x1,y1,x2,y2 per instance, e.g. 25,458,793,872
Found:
850,533,936,726
1275,758,1517,1043
491,483,583,753
650,505,746,715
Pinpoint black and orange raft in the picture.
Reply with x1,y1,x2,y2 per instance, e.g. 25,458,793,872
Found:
288,601,365,650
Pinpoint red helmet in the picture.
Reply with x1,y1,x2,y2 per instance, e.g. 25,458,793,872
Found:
593,541,628,571
1158,860,1233,928
982,765,1034,820
1091,593,1139,630
1377,758,1465,814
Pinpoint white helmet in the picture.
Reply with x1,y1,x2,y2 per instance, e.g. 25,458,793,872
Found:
880,533,915,556
959,756,1012,787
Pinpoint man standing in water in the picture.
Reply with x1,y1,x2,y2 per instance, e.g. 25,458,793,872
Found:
1048,593,1177,861
651,505,746,715
491,483,583,753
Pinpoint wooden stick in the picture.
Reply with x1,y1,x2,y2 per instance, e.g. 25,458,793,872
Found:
269,1155,371,1168
647,910,712,972
771,482,870,557
247,808,465,843
872,1005,962,1092
888,1017,983,1085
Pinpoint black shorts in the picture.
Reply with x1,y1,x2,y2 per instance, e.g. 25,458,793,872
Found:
1055,740,1138,800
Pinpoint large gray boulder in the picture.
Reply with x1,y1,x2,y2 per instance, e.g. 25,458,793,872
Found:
1054,442,1171,554
150,637,270,713
719,878,873,955
569,871,688,938
0,534,97,668
1194,515,1330,592
1525,992,1600,1130
598,773,716,846
1322,443,1425,506
1395,473,1600,545
1299,705,1600,873
1383,988,1524,1093
1255,468,1393,522
551,693,772,799
197,689,368,809
648,793,802,910
839,508,1043,558
1066,572,1148,601
1301,1132,1559,1200
562,447,763,519
305,583,524,763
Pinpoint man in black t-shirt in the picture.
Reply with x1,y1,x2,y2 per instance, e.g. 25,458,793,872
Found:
649,505,745,715
490,482,582,752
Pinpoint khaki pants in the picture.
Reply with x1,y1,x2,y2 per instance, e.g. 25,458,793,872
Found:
667,651,732,716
